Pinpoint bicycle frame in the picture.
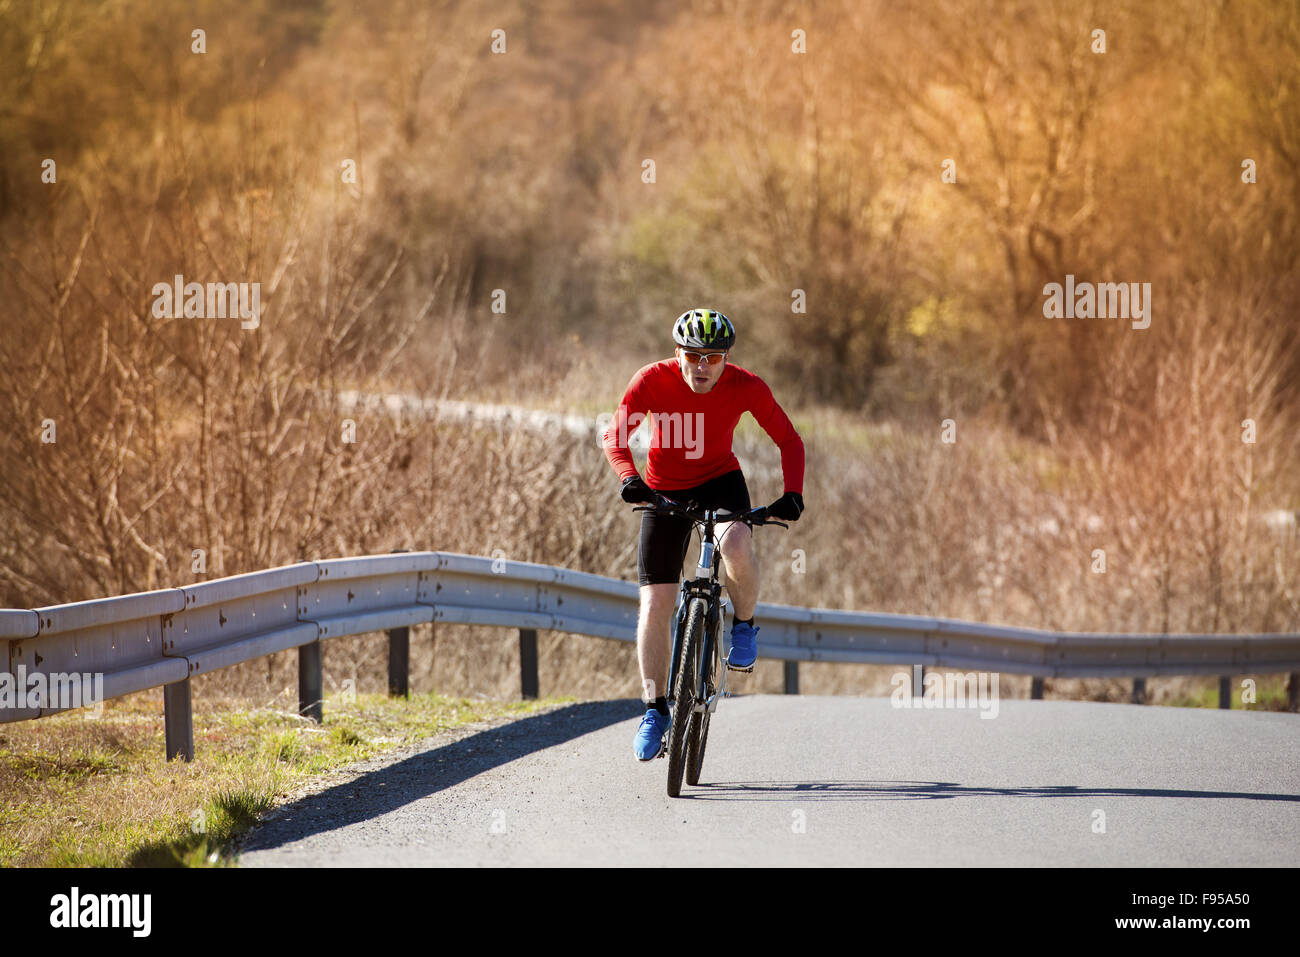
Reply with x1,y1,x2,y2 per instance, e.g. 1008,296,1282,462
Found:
666,507,743,715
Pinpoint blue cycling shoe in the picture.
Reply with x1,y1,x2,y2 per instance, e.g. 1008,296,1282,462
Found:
633,707,671,760
727,620,759,671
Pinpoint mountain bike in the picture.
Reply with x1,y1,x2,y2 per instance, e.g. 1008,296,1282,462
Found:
633,494,788,797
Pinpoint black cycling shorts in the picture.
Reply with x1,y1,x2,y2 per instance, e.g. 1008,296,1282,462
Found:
637,469,751,586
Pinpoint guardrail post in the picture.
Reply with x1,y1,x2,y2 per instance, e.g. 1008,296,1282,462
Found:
299,641,323,722
163,678,194,762
387,626,410,698
1218,676,1231,709
385,548,412,699
430,622,438,689
1131,678,1146,704
519,628,538,700
912,664,925,702
784,660,799,694
1290,673,1299,713
1030,677,1044,700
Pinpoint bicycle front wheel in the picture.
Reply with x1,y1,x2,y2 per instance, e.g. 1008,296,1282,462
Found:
666,597,706,797
685,603,720,785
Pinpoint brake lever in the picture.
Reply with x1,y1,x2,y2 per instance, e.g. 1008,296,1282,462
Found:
746,506,788,528
634,493,678,513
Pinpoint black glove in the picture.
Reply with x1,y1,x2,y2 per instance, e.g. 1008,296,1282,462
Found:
767,491,804,520
620,476,654,504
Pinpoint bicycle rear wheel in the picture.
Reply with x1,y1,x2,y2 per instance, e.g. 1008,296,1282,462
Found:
666,597,706,797
685,603,719,785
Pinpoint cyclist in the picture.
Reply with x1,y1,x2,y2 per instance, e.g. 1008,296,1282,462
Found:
602,308,805,760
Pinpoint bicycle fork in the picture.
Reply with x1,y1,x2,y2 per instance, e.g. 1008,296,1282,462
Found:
667,583,729,718
703,603,729,714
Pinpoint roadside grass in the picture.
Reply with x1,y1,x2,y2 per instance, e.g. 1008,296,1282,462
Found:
1022,674,1295,711
0,690,572,868
1156,675,1295,711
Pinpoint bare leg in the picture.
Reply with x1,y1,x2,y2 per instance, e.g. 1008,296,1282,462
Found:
637,582,679,703
717,521,758,620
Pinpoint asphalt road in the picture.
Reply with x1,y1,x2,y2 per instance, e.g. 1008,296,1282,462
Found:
236,695,1300,866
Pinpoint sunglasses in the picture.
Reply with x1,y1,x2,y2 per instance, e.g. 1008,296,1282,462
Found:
679,349,728,366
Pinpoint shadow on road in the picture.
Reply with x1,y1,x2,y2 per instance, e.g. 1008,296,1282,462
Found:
681,781,1300,802
237,699,636,856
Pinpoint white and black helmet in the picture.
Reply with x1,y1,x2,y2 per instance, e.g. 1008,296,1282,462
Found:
672,308,736,349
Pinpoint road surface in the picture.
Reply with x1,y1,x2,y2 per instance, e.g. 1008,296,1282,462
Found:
237,695,1300,866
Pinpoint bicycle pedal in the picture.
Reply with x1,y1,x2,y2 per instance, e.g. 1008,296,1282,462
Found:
725,660,754,674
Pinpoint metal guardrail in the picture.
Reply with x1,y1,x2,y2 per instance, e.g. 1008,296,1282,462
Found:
3,552,1298,758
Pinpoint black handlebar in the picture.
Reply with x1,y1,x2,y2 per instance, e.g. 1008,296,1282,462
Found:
632,493,789,529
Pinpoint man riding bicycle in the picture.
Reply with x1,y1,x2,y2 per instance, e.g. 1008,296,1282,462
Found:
602,308,805,761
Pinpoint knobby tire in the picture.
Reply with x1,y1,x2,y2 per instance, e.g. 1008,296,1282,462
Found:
666,597,706,797
685,604,718,786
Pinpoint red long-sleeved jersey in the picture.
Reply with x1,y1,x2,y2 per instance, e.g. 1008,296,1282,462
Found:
602,358,804,493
